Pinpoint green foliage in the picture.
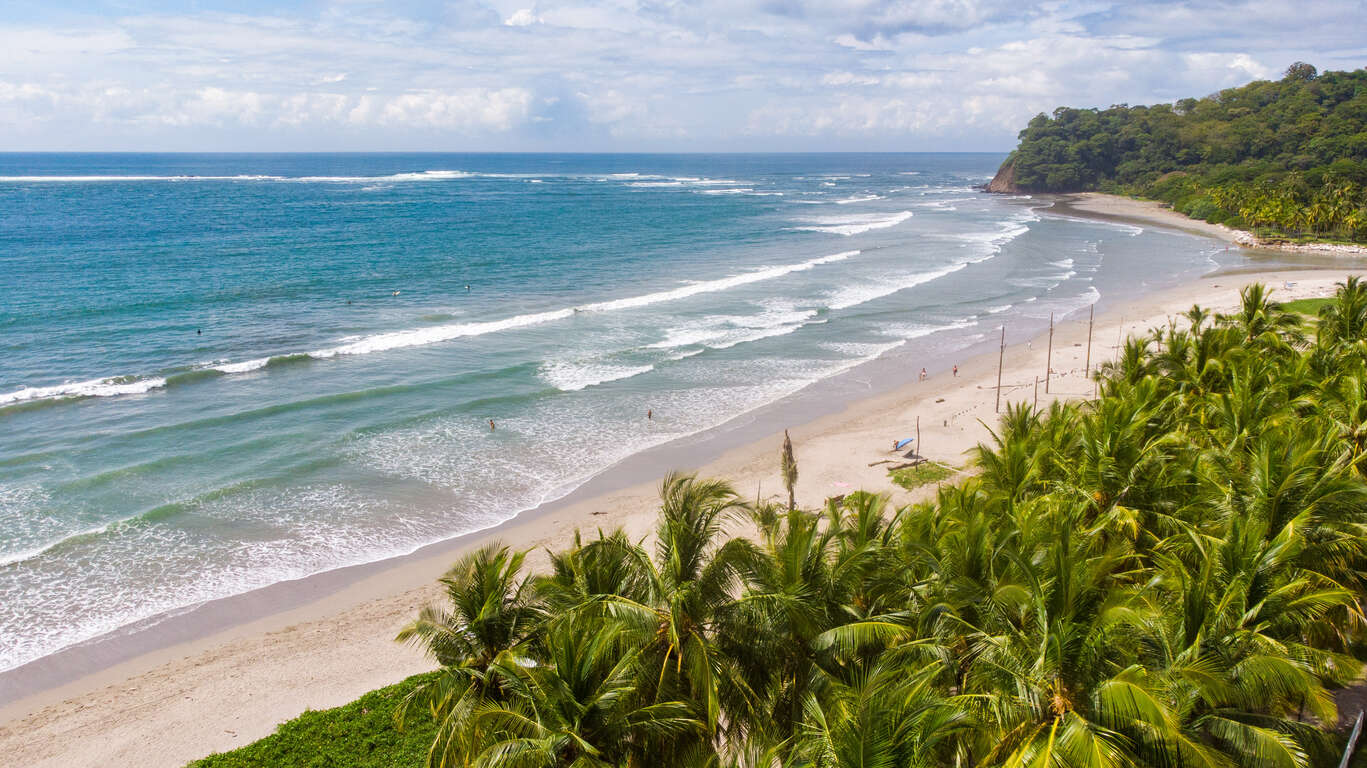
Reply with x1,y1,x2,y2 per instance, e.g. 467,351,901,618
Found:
1003,65,1367,241
218,279,1367,768
1285,297,1333,317
888,461,955,490
187,672,440,768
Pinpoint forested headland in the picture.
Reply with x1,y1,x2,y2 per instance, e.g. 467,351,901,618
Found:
989,64,1367,243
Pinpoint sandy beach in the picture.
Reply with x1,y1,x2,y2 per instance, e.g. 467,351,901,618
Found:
1,195,1362,768
1056,192,1367,256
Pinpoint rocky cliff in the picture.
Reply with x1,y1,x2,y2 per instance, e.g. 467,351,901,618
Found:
985,158,1018,193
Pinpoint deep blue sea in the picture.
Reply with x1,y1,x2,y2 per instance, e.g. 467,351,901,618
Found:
0,153,1250,672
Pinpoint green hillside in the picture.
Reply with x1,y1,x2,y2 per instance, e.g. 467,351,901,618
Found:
993,63,1367,242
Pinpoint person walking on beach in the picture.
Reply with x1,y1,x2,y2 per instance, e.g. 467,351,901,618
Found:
952,364,958,377
647,409,653,421
919,367,927,382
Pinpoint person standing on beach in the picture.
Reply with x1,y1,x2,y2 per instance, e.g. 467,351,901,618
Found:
647,409,653,421
919,368,927,381
952,364,958,377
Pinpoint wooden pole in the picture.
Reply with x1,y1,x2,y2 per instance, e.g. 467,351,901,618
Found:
1085,304,1094,376
916,415,921,459
1034,376,1039,408
1045,312,1054,394
1338,710,1364,768
995,325,1005,413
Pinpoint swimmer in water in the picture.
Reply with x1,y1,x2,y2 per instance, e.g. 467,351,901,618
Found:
196,329,201,335
489,419,495,432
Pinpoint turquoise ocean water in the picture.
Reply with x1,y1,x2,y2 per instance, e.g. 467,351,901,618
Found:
0,153,1257,673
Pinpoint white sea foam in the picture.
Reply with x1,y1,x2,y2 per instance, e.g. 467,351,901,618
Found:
2,250,860,407
952,212,1037,259
313,251,854,356
825,262,968,310
649,303,819,351
835,194,884,204
577,251,855,314
1019,286,1102,319
0,375,166,405
212,358,271,374
0,170,477,184
313,307,579,357
820,340,905,358
0,174,284,182
792,211,913,236
697,188,783,196
628,181,685,187
540,361,655,392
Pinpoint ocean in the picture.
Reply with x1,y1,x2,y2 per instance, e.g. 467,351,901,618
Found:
0,153,1258,674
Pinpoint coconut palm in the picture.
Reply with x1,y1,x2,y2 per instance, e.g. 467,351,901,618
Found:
392,282,1367,768
1318,275,1367,348
465,615,705,768
394,544,543,767
1219,283,1305,345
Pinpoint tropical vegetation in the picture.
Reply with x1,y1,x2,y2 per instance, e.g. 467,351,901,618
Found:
996,64,1367,242
381,278,1367,768
189,672,441,768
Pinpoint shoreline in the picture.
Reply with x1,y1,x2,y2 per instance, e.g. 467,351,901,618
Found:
2,226,1362,765
1052,192,1367,256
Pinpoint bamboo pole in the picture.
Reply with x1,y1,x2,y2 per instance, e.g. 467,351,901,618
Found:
1045,312,1054,394
1085,304,1094,376
995,325,1005,413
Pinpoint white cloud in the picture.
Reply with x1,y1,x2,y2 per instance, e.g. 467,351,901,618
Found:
0,1,1360,150
376,88,534,130
504,9,542,27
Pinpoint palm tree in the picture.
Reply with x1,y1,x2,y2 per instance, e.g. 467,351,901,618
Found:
1318,276,1367,348
394,544,543,767
791,659,967,768
1219,282,1305,345
781,430,798,512
466,615,705,768
390,282,1367,768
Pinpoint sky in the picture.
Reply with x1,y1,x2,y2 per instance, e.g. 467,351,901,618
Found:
0,0,1363,152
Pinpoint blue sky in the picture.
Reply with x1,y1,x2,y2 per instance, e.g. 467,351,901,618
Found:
1,0,1363,151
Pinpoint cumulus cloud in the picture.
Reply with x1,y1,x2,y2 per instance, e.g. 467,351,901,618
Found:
504,9,542,26
0,0,1360,150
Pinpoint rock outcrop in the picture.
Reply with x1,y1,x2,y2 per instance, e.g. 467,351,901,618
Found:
985,158,1018,193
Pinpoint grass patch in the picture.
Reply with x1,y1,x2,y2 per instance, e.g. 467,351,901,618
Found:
187,671,440,768
1284,297,1332,318
889,462,956,491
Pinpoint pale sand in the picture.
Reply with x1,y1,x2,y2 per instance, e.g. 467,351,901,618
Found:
1056,192,1367,256
1,250,1361,765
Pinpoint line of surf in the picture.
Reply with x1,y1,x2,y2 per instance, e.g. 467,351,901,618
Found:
0,250,860,407
0,170,475,183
